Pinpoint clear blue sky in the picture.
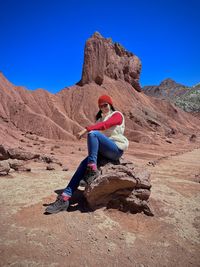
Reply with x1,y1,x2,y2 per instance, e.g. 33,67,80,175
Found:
0,0,200,93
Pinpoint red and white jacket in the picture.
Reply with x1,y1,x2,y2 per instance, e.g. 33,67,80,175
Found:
86,111,129,151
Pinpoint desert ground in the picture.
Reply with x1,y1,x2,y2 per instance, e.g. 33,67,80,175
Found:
0,138,200,267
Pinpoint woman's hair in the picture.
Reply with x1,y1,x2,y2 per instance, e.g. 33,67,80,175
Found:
95,105,115,121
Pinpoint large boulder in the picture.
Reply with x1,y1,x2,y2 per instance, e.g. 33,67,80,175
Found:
0,144,9,160
84,158,153,216
79,32,142,91
0,160,10,175
7,148,40,160
8,159,31,172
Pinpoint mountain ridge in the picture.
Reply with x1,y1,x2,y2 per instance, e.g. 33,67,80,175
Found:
142,78,200,112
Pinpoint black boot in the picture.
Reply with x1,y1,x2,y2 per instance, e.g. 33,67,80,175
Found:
84,166,99,185
45,195,69,214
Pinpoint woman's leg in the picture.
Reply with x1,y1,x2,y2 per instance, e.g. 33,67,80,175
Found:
87,130,123,165
62,156,88,196
45,157,88,214
83,130,123,183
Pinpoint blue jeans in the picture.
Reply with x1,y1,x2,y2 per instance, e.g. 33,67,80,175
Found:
63,131,123,196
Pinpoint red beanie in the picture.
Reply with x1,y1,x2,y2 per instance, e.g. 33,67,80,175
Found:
98,95,113,107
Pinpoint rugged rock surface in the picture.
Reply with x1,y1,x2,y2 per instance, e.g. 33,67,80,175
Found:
79,32,142,91
84,158,153,216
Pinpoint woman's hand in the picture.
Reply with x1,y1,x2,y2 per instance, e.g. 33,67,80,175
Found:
76,129,87,140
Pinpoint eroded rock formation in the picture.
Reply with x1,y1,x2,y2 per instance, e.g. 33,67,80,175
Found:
79,32,142,91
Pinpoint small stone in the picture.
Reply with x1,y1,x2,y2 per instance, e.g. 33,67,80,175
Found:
46,164,55,170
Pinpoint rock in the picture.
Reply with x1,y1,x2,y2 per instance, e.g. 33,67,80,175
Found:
0,144,9,160
7,148,40,160
79,32,142,91
194,173,200,183
0,160,10,175
23,167,31,172
41,155,61,165
84,158,153,216
62,167,69,171
8,159,31,172
8,159,24,170
41,155,53,163
25,133,39,141
147,161,157,167
189,134,197,142
46,164,55,170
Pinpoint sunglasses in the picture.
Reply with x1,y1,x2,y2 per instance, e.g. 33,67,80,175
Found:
99,103,109,108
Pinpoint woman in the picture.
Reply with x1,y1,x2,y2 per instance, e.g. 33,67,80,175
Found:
45,95,129,214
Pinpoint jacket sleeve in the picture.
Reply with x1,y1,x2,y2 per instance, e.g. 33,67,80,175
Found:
86,112,123,132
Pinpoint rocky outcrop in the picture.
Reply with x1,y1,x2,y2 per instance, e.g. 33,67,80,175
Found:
79,32,142,91
0,145,35,175
0,144,65,175
84,158,153,216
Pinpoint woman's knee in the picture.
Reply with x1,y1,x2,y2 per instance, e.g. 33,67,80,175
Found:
88,130,99,138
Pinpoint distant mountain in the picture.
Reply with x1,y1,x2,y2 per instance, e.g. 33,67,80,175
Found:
143,79,200,112
143,78,189,99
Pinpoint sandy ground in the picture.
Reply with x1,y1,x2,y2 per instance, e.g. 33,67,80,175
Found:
0,141,200,267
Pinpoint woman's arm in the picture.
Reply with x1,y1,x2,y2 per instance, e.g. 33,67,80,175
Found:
86,112,123,132
76,128,87,139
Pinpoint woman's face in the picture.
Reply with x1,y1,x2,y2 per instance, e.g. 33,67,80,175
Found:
99,103,111,114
